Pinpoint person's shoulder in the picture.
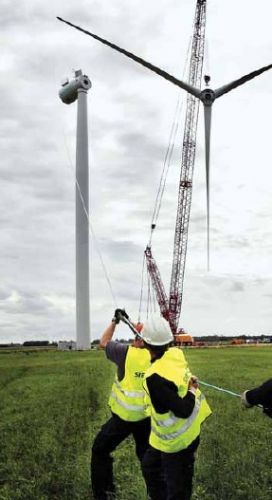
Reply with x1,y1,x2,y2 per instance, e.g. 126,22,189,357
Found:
106,341,128,358
147,372,176,389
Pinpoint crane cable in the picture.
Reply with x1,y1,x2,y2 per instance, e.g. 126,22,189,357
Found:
139,38,192,319
149,97,182,244
148,35,193,247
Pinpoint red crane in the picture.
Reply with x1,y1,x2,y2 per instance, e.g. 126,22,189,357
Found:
145,0,207,334
144,245,170,323
58,2,272,326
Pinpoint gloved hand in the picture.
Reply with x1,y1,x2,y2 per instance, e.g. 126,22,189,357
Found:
188,375,199,393
113,308,129,324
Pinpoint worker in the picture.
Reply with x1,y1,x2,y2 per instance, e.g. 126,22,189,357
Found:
241,378,272,417
140,314,212,500
91,309,151,500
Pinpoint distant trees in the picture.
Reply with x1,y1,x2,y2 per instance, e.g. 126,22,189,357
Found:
194,334,272,343
91,338,132,346
23,340,50,346
0,341,58,349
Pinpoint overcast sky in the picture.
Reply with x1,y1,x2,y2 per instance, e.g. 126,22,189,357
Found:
1,0,272,343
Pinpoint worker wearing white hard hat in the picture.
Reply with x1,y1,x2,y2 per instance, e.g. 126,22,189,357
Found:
139,314,174,345
91,309,151,500
140,314,212,500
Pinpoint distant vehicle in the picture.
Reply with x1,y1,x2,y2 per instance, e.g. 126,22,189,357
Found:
174,333,194,346
231,339,246,345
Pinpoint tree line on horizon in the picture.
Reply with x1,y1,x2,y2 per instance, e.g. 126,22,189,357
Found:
0,334,271,349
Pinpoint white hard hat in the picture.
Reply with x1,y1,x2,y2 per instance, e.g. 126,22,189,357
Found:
140,314,173,346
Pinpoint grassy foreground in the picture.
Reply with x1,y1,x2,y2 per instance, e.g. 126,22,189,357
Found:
0,347,271,499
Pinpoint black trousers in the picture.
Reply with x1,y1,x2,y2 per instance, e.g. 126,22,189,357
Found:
91,413,150,500
142,437,199,500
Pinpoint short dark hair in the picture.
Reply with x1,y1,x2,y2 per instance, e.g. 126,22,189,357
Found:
143,341,169,359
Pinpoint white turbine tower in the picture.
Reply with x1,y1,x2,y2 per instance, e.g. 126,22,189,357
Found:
59,69,92,350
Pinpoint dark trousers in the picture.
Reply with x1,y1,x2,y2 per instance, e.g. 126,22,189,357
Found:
142,437,199,500
91,413,150,500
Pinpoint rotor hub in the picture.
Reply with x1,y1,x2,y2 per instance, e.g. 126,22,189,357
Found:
200,88,215,106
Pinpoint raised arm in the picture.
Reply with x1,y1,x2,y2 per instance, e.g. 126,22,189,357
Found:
100,320,117,349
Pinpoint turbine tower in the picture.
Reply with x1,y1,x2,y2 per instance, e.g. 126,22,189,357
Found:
59,69,92,350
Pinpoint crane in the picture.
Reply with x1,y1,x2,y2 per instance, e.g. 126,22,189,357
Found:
58,3,272,333
169,0,206,333
145,0,207,334
144,245,170,324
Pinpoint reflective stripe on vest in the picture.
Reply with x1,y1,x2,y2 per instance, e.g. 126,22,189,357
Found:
113,378,144,398
151,394,204,440
110,391,147,412
144,348,212,451
109,346,151,422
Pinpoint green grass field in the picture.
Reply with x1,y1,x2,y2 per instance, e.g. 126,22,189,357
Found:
0,347,271,500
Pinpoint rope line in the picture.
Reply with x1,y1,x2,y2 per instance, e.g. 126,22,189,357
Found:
146,273,151,319
63,133,118,306
199,380,263,408
138,252,146,322
199,380,240,398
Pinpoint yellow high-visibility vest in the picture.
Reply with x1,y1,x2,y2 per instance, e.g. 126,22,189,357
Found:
109,346,151,422
144,347,212,452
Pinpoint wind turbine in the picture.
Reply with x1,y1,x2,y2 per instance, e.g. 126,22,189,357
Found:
57,16,272,267
59,69,92,350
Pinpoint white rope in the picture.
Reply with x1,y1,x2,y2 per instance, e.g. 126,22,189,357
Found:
138,252,146,322
53,61,118,325
62,133,118,306
199,380,263,408
199,380,240,398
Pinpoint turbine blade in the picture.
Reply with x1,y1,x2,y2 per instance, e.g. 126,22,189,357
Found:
214,63,272,99
204,104,212,271
57,17,201,99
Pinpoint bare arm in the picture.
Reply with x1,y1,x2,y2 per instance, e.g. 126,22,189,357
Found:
100,321,117,348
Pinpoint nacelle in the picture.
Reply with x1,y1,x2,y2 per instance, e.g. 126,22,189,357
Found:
59,70,92,104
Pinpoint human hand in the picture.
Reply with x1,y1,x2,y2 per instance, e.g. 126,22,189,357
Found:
113,308,129,324
188,375,199,392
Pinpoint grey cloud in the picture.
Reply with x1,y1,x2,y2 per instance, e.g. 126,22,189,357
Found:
230,281,245,292
1,0,272,343
0,291,51,316
100,238,142,262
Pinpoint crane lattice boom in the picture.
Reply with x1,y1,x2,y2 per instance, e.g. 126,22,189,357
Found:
144,246,171,324
146,0,207,334
168,0,207,333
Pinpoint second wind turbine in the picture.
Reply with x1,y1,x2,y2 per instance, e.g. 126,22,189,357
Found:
57,15,272,267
